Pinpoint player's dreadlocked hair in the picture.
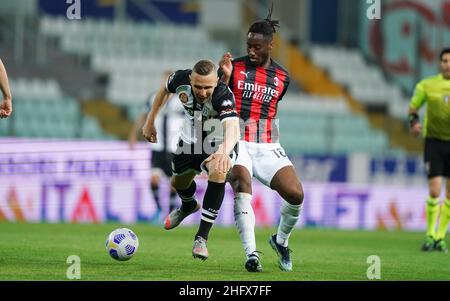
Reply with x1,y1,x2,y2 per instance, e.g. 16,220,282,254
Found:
248,2,280,41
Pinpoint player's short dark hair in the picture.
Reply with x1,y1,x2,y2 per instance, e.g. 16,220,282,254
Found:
248,3,280,41
192,60,216,76
440,48,450,60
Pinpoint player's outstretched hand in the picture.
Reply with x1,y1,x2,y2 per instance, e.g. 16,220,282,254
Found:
410,122,422,137
219,52,233,78
0,98,12,118
142,123,158,143
205,153,232,174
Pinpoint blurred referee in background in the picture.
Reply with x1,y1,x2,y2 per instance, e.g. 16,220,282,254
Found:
409,48,450,253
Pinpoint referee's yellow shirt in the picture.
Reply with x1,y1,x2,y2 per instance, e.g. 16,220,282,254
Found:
410,74,450,141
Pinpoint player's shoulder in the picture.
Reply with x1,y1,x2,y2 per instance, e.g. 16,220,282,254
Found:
271,59,289,75
168,69,191,88
213,81,233,99
418,74,442,85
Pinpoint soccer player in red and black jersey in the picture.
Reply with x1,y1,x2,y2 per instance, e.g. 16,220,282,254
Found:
220,12,304,272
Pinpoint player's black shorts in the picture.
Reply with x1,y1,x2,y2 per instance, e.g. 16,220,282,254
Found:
151,150,174,177
172,139,238,175
424,138,450,179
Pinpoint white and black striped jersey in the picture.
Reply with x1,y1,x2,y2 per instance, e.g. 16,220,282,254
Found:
166,69,238,145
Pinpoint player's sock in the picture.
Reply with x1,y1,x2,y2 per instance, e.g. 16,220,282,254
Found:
426,196,440,238
234,192,256,256
276,200,302,247
169,190,178,213
151,184,162,211
436,199,450,240
176,181,197,213
195,181,225,240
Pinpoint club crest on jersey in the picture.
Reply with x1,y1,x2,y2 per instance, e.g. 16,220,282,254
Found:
179,92,189,103
176,85,192,104
273,76,279,87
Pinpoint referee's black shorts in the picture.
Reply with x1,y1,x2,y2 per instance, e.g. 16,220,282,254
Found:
424,137,450,179
172,139,238,176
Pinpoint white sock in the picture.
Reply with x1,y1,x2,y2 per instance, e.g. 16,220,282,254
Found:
234,192,256,257
276,200,302,247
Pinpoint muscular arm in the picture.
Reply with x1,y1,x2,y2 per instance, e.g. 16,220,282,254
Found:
215,118,240,155
207,118,240,174
128,113,147,149
142,86,171,143
0,59,12,118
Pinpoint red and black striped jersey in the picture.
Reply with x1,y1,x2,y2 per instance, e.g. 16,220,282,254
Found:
229,56,290,143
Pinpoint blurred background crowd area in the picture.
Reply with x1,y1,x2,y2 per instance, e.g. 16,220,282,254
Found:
1,0,446,158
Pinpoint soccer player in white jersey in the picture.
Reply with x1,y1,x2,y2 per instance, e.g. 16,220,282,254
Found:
142,60,240,260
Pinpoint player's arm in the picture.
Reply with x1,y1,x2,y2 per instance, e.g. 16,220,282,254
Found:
128,112,147,149
142,86,171,143
219,52,233,85
206,87,240,174
0,58,12,118
408,81,426,137
206,117,240,175
216,117,240,155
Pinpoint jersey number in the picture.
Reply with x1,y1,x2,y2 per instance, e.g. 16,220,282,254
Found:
271,148,287,158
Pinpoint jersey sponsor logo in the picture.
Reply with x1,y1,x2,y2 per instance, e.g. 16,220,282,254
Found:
237,80,279,102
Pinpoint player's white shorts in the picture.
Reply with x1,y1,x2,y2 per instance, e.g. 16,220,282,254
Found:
234,140,293,187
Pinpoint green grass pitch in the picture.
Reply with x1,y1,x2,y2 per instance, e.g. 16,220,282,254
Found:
0,222,449,281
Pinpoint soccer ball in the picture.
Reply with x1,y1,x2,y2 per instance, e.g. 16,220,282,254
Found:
105,228,139,261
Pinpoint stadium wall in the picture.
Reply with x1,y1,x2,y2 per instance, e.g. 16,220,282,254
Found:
359,0,450,92
0,139,431,231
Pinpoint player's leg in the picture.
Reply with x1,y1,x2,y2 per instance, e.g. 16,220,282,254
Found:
228,142,261,271
164,170,200,230
422,139,444,251
192,145,240,260
435,175,450,252
168,188,178,213
269,166,304,271
253,144,303,271
163,152,179,214
192,156,229,260
149,151,164,221
149,171,163,222
164,148,201,230
422,176,442,251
